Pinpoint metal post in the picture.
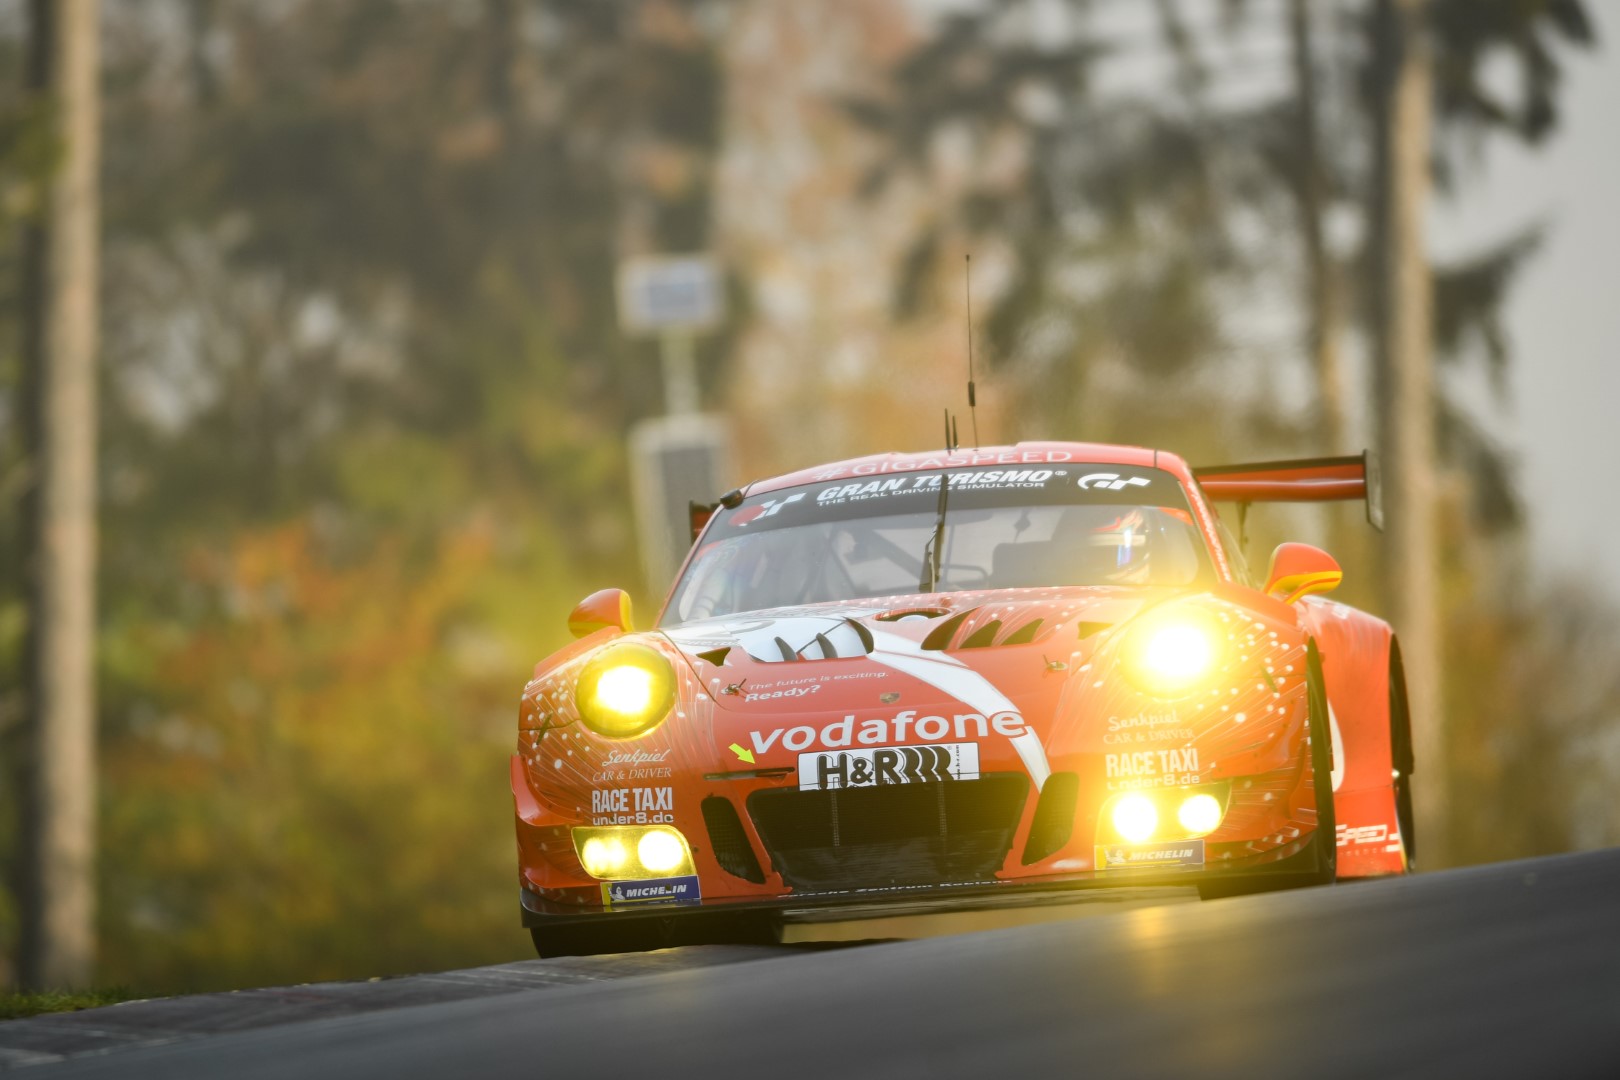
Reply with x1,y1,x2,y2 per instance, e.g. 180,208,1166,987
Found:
660,332,700,416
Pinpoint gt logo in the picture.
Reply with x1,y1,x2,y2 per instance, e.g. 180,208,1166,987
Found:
1078,473,1151,491
756,492,804,517
732,492,805,527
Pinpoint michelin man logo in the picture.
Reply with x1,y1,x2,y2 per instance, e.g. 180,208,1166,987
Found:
1078,473,1151,492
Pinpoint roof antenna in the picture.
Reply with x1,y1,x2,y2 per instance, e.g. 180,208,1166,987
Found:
964,254,980,449
943,409,955,453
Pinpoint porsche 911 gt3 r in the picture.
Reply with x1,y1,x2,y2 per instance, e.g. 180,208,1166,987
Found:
512,442,1415,956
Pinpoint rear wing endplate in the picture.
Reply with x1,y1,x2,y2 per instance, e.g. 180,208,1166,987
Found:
689,500,718,544
1193,451,1383,531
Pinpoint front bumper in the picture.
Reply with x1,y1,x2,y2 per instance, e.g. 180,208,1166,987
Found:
519,826,1329,929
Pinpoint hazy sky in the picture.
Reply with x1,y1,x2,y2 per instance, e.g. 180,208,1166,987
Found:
1433,6,1620,598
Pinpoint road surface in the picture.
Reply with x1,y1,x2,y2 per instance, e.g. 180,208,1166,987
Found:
5,848,1618,1078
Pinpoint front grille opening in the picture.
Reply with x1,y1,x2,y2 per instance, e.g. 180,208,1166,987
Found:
746,774,1029,892
702,796,765,883
1020,771,1080,864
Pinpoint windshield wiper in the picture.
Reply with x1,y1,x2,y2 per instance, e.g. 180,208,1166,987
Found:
918,470,949,593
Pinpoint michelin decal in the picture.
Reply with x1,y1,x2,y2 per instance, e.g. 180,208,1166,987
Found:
601,875,701,907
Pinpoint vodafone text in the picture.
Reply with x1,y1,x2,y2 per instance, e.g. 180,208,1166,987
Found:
748,710,1027,755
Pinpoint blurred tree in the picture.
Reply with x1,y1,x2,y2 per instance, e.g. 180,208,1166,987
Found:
17,0,100,991
1362,0,1594,862
842,1,1323,461
1368,0,1442,863
96,519,558,987
0,26,60,997
1287,0,1347,456
853,0,1597,864
2,0,738,992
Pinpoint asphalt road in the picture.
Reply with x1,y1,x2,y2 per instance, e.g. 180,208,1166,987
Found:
18,848,1620,1078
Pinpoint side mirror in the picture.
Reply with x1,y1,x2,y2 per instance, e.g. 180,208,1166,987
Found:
568,588,634,638
1263,543,1342,604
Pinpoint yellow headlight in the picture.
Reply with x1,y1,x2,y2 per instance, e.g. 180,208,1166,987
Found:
1123,611,1222,697
1141,625,1214,681
575,643,676,739
596,665,655,716
1111,793,1159,843
578,835,631,878
1177,792,1224,836
637,830,686,873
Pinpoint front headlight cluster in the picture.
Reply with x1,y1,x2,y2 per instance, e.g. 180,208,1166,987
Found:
572,825,695,880
1105,787,1229,844
1120,609,1226,698
574,642,675,739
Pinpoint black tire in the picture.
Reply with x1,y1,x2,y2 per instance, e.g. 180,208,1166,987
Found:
1304,638,1338,883
1198,639,1336,899
530,911,779,959
1388,639,1417,869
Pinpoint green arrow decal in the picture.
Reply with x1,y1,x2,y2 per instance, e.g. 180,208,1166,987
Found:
729,743,755,764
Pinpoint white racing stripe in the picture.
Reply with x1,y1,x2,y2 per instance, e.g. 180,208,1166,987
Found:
868,628,1052,791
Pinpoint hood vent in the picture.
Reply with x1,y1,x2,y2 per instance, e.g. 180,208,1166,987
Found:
921,609,975,651
961,620,1002,649
1003,619,1045,645
922,609,1048,651
736,617,875,663
877,607,950,622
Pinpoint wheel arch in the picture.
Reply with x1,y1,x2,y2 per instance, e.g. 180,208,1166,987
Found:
1297,599,1412,876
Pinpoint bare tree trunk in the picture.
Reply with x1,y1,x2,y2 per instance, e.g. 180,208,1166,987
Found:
1288,0,1346,455
1371,0,1442,864
19,0,100,990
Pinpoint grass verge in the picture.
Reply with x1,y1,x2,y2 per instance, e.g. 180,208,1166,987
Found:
0,988,140,1021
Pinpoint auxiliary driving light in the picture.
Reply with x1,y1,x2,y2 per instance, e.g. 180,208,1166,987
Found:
578,835,631,878
1122,610,1224,697
637,830,686,874
574,642,676,739
1176,792,1224,836
571,825,695,881
1111,793,1159,844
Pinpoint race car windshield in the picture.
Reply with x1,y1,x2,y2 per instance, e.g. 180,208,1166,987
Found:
665,464,1210,624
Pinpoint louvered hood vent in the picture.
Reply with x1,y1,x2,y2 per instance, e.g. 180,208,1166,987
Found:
733,616,876,663
921,607,1048,651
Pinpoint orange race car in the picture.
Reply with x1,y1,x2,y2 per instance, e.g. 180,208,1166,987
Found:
512,442,1415,956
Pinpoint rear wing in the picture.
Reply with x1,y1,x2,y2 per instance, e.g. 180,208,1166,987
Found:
1193,451,1383,531
689,500,718,544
